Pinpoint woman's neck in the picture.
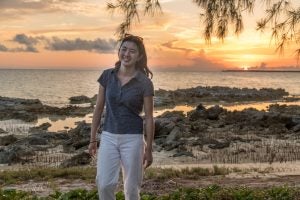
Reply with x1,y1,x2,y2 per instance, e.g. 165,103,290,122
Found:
119,65,137,77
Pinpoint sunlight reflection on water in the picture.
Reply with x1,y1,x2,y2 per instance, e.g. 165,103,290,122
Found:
1,101,300,134
0,69,299,107
0,69,300,133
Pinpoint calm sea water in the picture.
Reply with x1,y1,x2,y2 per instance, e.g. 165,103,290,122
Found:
0,69,300,107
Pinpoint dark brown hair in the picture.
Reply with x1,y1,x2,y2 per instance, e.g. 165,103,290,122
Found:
115,34,153,78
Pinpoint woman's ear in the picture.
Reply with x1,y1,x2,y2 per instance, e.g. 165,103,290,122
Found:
138,55,143,61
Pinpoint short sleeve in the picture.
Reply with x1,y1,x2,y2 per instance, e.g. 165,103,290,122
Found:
97,69,110,88
144,79,154,97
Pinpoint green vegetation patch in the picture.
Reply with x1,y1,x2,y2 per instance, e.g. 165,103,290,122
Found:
1,186,299,200
0,167,96,186
0,166,230,186
145,165,229,180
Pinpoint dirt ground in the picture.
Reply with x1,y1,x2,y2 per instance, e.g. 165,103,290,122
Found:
2,174,300,197
142,174,300,195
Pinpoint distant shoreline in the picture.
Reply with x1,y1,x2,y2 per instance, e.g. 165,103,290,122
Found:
222,70,300,72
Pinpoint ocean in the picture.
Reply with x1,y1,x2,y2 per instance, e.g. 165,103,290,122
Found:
0,69,300,107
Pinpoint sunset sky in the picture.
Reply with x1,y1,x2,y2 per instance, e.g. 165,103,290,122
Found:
0,0,299,71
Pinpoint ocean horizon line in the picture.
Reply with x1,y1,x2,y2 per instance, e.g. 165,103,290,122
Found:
0,67,224,72
223,69,300,73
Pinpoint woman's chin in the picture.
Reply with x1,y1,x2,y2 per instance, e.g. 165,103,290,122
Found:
121,62,135,68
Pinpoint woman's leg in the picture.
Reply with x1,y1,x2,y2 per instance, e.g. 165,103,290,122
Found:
96,131,121,200
119,134,144,200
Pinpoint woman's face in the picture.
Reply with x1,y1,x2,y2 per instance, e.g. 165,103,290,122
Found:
118,41,141,68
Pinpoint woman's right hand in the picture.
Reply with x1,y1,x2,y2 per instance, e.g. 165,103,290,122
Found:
88,142,98,157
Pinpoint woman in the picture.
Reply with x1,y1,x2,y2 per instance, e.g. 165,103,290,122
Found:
88,34,154,200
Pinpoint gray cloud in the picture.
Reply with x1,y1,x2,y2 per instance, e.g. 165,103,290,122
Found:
0,44,8,51
0,0,80,21
0,35,38,52
9,46,38,52
0,45,38,53
23,46,38,52
46,37,117,53
161,40,194,55
12,33,39,52
0,0,78,9
13,33,38,46
1,33,117,53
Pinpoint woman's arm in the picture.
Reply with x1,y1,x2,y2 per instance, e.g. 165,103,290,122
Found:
143,95,154,168
89,85,105,156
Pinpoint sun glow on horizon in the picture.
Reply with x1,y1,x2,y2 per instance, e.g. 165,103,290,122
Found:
242,66,250,70
0,1,298,69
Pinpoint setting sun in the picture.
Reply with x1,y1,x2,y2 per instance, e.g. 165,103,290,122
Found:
0,0,299,71
242,66,250,70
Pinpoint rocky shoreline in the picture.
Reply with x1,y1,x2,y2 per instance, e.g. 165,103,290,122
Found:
153,86,289,107
68,86,292,107
0,86,293,122
0,96,94,122
0,86,300,167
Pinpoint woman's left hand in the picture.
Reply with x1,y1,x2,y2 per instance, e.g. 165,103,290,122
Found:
143,150,153,169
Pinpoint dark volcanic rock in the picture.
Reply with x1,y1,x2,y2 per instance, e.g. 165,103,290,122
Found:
0,96,43,111
187,104,208,121
63,121,91,152
0,145,36,164
154,96,175,107
0,96,93,122
206,105,225,120
155,118,175,138
268,104,300,117
60,152,92,167
165,126,181,145
0,128,7,134
0,135,18,146
155,111,185,138
23,136,49,145
29,122,52,133
42,105,93,117
0,96,42,122
293,124,300,132
187,104,225,121
16,132,69,147
11,111,38,122
172,151,194,157
208,140,231,149
0,131,70,164
154,89,175,107
153,103,300,160
69,95,91,104
68,121,91,139
153,86,288,107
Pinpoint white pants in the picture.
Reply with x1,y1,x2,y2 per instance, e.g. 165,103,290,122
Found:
96,131,144,200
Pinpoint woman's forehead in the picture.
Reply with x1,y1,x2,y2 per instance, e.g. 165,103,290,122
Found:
120,41,138,50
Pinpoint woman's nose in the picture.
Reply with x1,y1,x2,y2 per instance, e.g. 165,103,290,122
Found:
123,50,130,56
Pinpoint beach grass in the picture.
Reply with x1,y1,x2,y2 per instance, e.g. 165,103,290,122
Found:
1,186,300,200
0,167,96,185
0,165,233,186
0,164,280,186
1,165,298,199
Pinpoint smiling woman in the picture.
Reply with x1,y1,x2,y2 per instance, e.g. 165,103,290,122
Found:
88,34,155,200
